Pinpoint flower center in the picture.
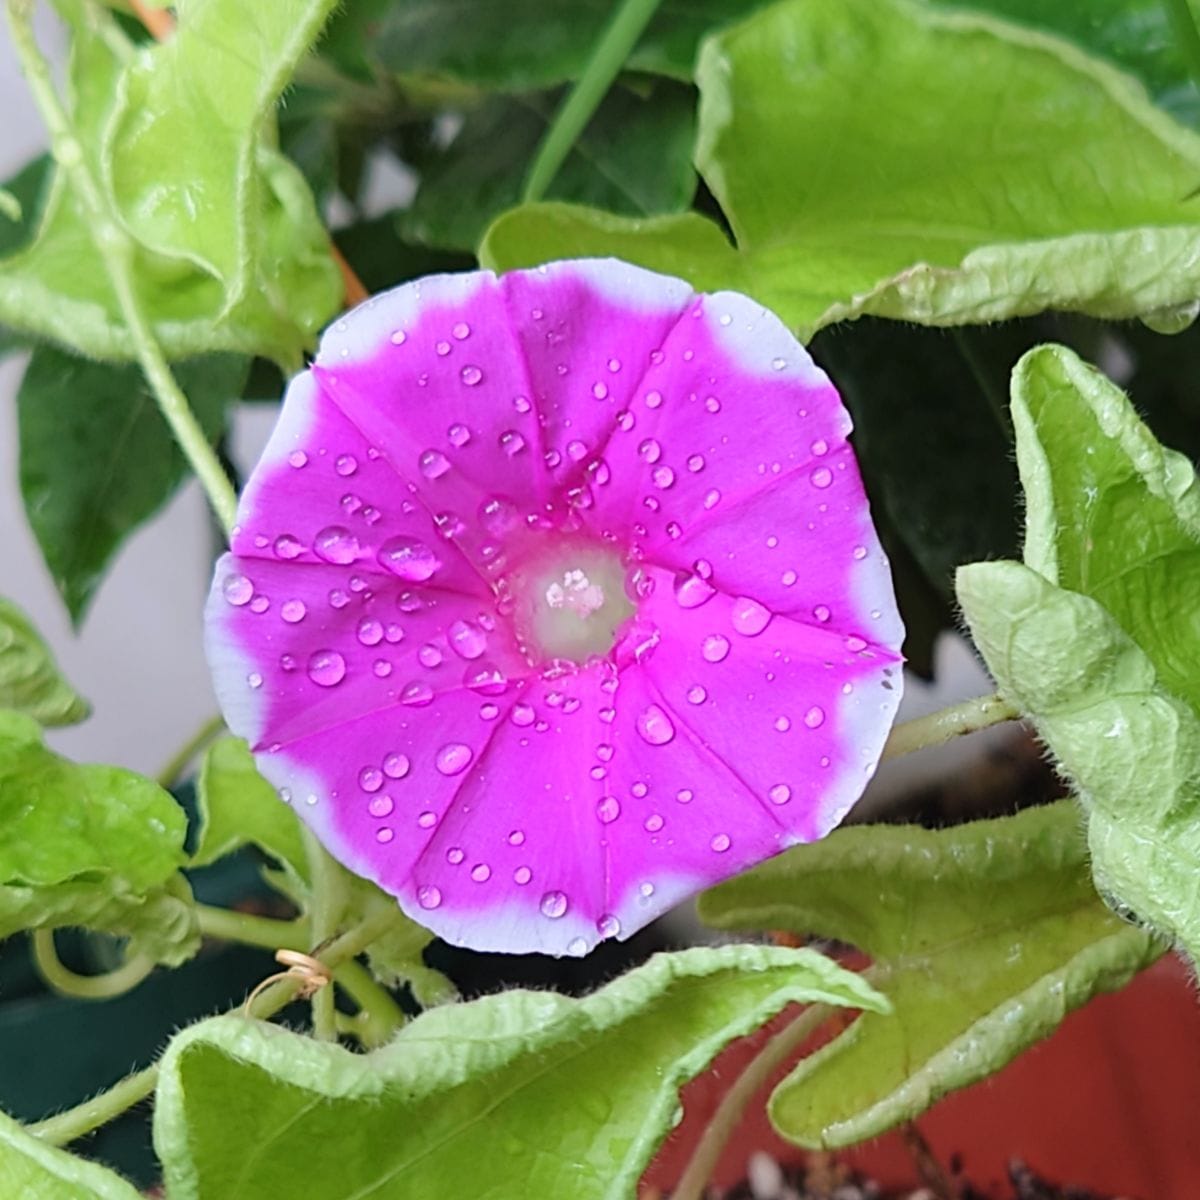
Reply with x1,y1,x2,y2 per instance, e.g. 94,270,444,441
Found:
507,539,636,666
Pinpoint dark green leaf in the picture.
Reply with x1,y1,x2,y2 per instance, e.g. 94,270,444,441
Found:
18,346,248,624
0,597,89,726
699,802,1162,1147
153,946,884,1198
404,81,696,253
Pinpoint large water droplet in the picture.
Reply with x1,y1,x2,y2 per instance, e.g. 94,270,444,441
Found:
804,705,826,729
702,634,730,663
511,702,535,727
401,680,434,707
644,814,664,832
731,597,772,636
384,753,410,779
273,534,304,560
500,430,526,457
359,766,384,793
223,574,253,606
638,438,662,464
596,796,621,824
636,704,675,746
446,847,465,865
449,619,487,660
417,885,442,910
471,863,491,882
419,643,444,668
652,465,675,490
436,742,473,776
379,536,440,581
313,526,359,565
357,617,383,646
811,466,833,489
674,571,715,610
598,914,621,938
419,449,451,480
307,650,346,687
335,454,358,477
281,599,306,623
540,890,568,919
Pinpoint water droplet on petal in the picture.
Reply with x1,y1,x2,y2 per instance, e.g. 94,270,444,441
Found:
389,329,407,345
508,829,525,846
811,438,829,457
804,705,826,728
379,536,440,581
419,449,451,480
281,599,306,623
514,866,532,885
846,635,868,653
644,814,664,832
674,570,715,610
418,885,442,910
384,753,410,779
460,365,483,386
288,450,308,468
644,389,663,409
686,684,707,705
511,703,535,727
636,704,675,746
368,795,394,818
769,784,792,804
540,891,568,919
359,766,383,792
307,650,346,687
771,357,786,371
731,597,772,637
596,796,620,824
703,488,721,510
247,672,263,689
598,914,621,938
592,382,609,400
782,570,798,587
436,743,472,776
500,430,526,457
471,863,491,882
401,680,434,707
357,617,383,646
676,788,694,804
419,643,444,668
335,454,358,476
711,833,731,852
435,340,451,356
224,574,254,606
652,465,675,490
274,533,304,560
687,454,705,473
452,321,471,340
638,438,662,464
852,545,868,561
449,619,487,660
702,634,730,663
811,466,833,489
813,605,832,623
775,716,791,732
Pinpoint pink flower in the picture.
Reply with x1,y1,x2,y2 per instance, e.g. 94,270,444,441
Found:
205,260,903,956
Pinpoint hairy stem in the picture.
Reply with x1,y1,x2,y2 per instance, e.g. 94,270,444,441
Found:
522,0,664,202
156,713,226,788
31,930,155,1001
195,904,310,952
882,692,1021,761
29,909,396,1146
333,958,406,1047
672,1003,835,1200
303,828,349,1041
6,0,239,535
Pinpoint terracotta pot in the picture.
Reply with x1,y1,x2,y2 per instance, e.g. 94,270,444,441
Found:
643,955,1200,1198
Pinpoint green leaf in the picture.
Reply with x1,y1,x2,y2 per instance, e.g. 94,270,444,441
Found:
0,154,50,259
698,803,1162,1148
154,945,884,1199
1010,343,1200,712
193,738,310,883
372,0,772,90
404,81,696,253
923,0,1200,127
0,1107,143,1199
0,598,89,726
0,0,340,366
958,561,1200,963
18,346,248,624
483,0,1200,338
0,711,197,963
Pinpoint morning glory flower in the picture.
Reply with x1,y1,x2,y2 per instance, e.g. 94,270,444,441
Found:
205,259,904,956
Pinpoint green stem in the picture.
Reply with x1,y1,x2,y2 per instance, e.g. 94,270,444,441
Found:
5,1,239,535
195,904,310,951
31,930,155,1000
30,910,395,1147
521,0,664,202
1165,0,1200,96
333,958,405,1048
882,692,1021,761
156,714,226,788
303,828,348,1042
672,1002,834,1200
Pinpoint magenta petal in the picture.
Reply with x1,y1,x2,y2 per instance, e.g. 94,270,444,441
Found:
206,259,904,957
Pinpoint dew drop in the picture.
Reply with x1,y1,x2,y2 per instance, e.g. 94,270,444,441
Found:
281,599,306,623
702,634,730,663
636,704,675,746
616,410,635,432
813,604,832,623
357,617,383,646
782,569,798,587
540,891,568,919
811,466,833,489
447,423,471,448
511,702,535,727
368,795,394,818
846,635,868,653
449,619,487,660
710,833,731,852
652,465,675,489
804,705,826,729
460,364,483,386
417,811,437,829
500,430,526,457
508,830,525,846
359,766,384,793
452,321,471,340
769,784,792,805
446,846,465,866
287,450,308,468
335,454,358,477
811,438,829,457
687,454,705,473
676,788,694,804
307,650,346,687
731,597,772,637
596,796,621,824
389,329,407,345
704,396,721,414
384,753,410,779
638,438,662,464
435,340,451,356
247,672,263,689
852,545,868,561
401,680,434,707
436,742,473,776
644,814,664,833
273,533,304,560
223,573,254,606
774,716,792,732
280,654,297,673
419,643,444,668
514,866,532,885
703,488,722,510
471,863,492,883
592,382,609,400
379,536,440,581
674,571,715,610
419,449,451,480
598,914,621,938
687,684,707,705
373,659,392,678
417,885,442,910
771,357,786,371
